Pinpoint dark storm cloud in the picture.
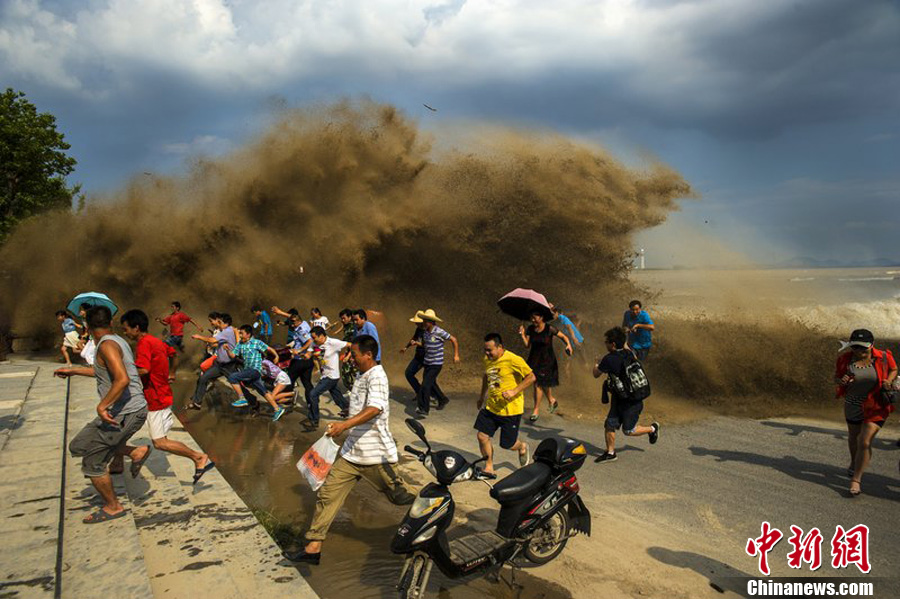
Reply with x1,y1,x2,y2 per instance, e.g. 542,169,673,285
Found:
397,0,900,140
1,0,897,263
683,0,900,137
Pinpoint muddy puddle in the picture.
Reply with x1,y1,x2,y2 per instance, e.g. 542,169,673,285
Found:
176,385,571,599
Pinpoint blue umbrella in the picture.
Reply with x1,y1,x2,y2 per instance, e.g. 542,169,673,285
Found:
67,292,119,316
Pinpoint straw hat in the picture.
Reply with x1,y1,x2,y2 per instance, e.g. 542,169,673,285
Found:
415,309,443,323
409,313,424,323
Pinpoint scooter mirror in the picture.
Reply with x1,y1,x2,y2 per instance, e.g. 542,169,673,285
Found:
406,417,427,440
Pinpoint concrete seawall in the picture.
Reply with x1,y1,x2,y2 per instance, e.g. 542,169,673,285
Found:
0,359,319,599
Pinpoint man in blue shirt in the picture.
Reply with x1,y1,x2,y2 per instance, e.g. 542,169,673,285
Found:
188,313,237,410
283,311,315,418
251,305,273,344
622,300,655,361
352,310,381,363
57,310,83,366
552,305,585,376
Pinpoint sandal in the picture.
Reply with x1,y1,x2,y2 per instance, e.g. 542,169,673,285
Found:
192,460,216,485
83,508,127,524
528,414,539,423
849,480,861,496
130,446,152,477
549,401,559,414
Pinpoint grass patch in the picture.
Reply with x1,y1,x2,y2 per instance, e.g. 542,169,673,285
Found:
251,508,301,548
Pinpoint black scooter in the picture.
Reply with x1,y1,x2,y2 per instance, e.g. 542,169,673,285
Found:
391,418,591,599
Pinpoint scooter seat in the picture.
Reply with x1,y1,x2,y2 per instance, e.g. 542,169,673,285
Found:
490,462,552,503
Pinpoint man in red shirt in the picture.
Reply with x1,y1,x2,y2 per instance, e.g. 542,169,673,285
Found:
156,301,202,380
121,309,215,484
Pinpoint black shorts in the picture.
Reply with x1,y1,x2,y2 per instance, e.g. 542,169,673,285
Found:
605,398,644,433
474,409,522,449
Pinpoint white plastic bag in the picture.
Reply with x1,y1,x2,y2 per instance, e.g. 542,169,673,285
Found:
296,434,339,491
80,338,96,366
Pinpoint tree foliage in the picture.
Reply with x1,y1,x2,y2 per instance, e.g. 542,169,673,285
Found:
0,88,79,243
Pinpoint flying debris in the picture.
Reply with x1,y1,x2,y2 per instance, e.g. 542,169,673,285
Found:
423,104,437,112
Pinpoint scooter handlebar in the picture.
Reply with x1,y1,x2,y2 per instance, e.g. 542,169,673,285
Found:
404,445,425,460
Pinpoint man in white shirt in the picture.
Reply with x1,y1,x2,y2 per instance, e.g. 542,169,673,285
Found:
305,326,351,429
283,334,415,565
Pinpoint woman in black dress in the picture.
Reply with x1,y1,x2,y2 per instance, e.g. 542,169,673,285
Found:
519,311,573,422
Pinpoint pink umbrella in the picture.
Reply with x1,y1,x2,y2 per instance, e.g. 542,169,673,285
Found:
497,288,553,321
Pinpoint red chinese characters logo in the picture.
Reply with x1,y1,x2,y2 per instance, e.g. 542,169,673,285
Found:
746,521,783,576
831,524,871,573
746,523,873,575
786,526,823,571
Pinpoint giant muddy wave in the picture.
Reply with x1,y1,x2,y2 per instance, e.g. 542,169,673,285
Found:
3,100,854,411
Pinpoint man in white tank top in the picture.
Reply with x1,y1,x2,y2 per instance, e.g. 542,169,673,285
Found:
55,305,150,524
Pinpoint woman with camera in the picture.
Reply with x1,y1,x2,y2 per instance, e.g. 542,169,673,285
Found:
834,329,897,496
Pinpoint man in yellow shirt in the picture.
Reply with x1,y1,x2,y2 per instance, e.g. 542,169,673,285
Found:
476,333,537,474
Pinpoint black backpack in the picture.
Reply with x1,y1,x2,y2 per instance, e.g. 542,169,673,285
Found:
607,350,651,402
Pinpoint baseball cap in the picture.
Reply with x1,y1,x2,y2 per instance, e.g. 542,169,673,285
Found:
848,329,874,348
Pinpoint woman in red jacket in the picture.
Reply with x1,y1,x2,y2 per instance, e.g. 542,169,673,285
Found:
834,329,897,496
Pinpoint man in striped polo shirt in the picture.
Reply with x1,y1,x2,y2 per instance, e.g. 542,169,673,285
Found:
415,309,460,418
283,334,414,565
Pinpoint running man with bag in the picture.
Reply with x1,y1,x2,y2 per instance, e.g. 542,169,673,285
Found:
283,335,415,565
593,327,659,464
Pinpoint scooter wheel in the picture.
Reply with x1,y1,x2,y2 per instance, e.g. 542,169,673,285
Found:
398,555,426,599
523,509,569,565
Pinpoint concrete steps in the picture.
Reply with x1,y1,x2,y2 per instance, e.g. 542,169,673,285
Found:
0,365,62,599
0,360,317,599
60,375,155,599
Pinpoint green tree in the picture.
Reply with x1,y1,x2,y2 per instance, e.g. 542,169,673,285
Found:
0,88,79,243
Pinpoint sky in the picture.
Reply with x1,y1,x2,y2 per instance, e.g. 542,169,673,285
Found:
1,0,898,267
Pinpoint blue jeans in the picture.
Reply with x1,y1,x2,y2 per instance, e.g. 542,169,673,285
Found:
227,368,267,407
165,335,184,351
192,361,237,406
307,377,347,424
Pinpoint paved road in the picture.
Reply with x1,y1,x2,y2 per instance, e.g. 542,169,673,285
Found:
141,369,899,599
392,393,900,597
